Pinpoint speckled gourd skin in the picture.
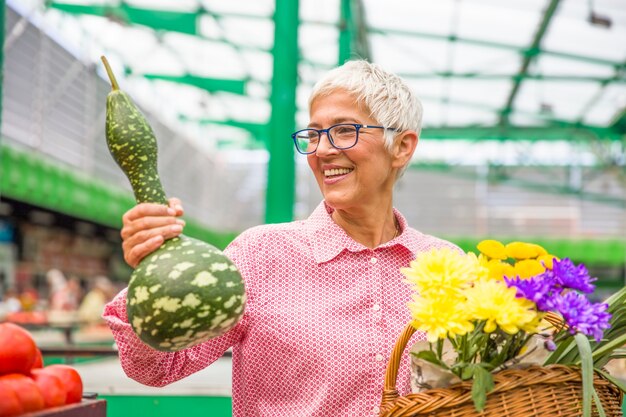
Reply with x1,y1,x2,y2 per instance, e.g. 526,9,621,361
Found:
127,236,245,351
103,60,246,352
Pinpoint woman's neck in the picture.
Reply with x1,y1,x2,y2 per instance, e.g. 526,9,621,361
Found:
331,204,399,249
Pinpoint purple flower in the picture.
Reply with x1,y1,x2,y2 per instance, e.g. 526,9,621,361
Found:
551,292,611,342
544,339,557,351
552,258,597,294
505,272,557,311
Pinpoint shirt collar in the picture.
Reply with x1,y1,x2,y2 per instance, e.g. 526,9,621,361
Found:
305,201,420,264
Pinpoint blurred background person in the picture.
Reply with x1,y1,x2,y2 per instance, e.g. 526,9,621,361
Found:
46,269,78,311
78,276,115,325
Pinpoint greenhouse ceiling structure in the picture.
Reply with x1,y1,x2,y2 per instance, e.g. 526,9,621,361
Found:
5,0,626,221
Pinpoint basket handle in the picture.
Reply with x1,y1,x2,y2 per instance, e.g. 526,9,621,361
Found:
380,323,417,411
379,312,565,413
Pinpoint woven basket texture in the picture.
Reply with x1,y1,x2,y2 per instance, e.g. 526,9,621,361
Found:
380,325,624,417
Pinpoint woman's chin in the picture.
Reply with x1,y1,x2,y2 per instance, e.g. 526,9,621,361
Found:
321,193,352,210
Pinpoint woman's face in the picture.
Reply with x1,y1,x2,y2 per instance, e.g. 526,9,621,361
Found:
307,90,399,211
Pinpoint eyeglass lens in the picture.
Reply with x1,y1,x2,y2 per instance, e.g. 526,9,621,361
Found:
295,124,358,153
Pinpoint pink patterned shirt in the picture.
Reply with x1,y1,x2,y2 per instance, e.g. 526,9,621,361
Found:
103,201,458,417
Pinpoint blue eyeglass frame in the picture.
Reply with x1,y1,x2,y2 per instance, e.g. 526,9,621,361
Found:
290,123,399,155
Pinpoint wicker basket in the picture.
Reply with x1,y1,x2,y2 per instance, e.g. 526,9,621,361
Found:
380,324,624,417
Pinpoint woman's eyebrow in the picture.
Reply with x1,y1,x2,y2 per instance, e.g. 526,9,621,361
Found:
307,117,360,128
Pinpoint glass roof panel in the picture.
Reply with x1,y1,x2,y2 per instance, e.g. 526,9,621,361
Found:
450,43,522,74
6,0,626,161
535,55,615,77
300,23,339,66
456,0,545,47
583,83,626,125
201,0,274,17
365,0,455,36
544,1,626,62
514,79,601,121
300,0,339,23
448,78,512,110
370,35,451,74
218,17,274,50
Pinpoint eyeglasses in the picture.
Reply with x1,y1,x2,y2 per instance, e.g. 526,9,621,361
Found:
291,123,399,155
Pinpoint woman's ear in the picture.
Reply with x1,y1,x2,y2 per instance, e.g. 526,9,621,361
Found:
392,130,419,169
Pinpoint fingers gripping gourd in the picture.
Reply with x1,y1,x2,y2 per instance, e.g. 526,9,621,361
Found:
101,56,246,352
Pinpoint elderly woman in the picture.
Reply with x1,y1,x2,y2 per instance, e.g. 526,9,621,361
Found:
104,60,457,417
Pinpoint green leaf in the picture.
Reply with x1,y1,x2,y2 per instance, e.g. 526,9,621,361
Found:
603,285,626,308
590,332,626,366
591,388,607,417
575,333,602,417
471,365,494,412
411,350,448,369
461,364,475,380
596,368,626,394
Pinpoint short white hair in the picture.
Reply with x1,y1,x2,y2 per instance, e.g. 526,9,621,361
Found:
309,60,423,151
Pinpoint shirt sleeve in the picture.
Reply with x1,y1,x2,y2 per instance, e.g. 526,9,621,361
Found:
102,232,257,387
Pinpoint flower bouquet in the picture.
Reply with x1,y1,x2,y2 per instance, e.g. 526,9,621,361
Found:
379,240,626,417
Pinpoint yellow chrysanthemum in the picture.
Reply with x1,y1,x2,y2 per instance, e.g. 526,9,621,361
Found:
401,248,476,298
531,244,548,256
407,295,474,342
477,240,507,260
478,255,515,281
513,259,546,279
464,280,538,335
505,242,545,260
537,254,558,270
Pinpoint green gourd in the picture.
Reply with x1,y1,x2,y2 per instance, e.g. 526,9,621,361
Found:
101,56,246,352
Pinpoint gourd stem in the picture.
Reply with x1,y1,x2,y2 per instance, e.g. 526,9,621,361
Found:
101,56,119,91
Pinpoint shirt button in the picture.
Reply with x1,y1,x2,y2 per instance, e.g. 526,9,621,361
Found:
373,304,381,311
373,405,380,414
375,354,384,362
370,257,378,264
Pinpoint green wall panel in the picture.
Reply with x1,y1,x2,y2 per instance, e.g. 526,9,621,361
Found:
101,395,232,417
99,393,624,416
0,143,235,249
450,236,626,268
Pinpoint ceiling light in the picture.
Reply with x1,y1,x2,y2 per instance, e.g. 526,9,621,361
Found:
588,11,612,28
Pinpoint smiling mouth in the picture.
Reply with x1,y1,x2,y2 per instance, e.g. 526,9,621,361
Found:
324,168,353,178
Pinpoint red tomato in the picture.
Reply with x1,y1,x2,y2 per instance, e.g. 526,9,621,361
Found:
0,380,24,417
38,365,83,404
0,374,45,412
0,323,38,375
31,369,66,407
31,348,44,370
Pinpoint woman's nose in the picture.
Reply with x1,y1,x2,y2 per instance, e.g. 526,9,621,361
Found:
315,132,339,156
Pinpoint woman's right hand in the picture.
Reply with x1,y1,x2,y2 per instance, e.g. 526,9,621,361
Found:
121,198,185,268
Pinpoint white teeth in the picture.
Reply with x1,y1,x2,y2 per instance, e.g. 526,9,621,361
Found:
324,168,352,177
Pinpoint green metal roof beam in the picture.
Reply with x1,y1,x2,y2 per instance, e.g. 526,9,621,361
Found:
338,0,371,64
179,115,268,137
49,2,624,71
135,73,247,95
417,94,619,136
397,72,625,83
368,27,624,70
407,162,625,207
265,0,298,224
48,2,271,54
420,126,617,142
609,108,626,134
48,2,200,35
368,26,622,68
500,0,561,124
